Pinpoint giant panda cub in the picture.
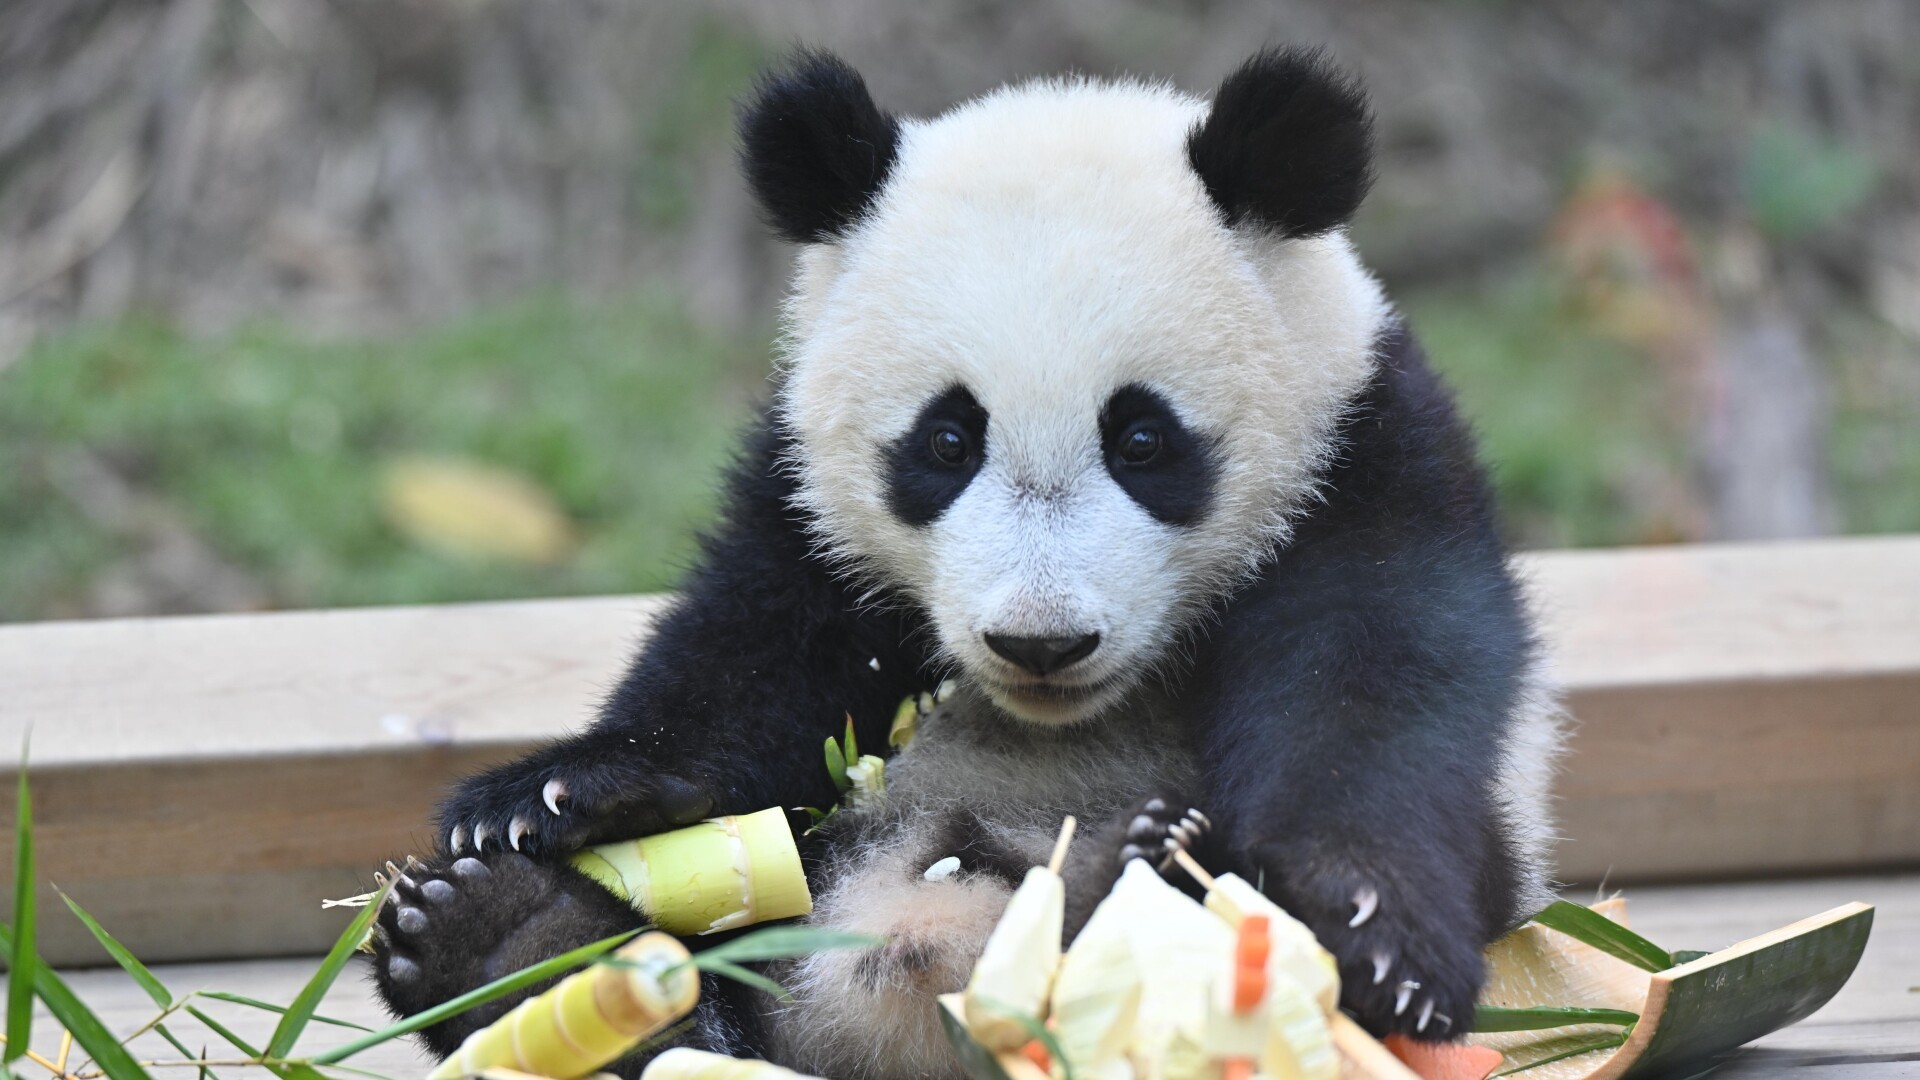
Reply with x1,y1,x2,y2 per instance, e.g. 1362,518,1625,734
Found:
369,46,1564,1078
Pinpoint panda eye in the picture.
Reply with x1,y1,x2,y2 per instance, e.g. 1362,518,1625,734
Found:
929,424,971,466
1119,426,1162,465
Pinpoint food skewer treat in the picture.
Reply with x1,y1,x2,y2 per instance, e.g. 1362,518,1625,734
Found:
963,817,1077,1051
568,807,812,936
428,932,700,1080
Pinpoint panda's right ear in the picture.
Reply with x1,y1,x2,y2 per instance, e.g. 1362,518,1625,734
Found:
738,50,900,245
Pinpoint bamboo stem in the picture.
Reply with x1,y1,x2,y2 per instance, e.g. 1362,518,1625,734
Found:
0,1034,74,1076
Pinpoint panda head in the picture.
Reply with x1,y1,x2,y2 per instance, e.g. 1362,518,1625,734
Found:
745,48,1391,725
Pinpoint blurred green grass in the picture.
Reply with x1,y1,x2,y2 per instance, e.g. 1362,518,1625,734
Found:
1,273,1914,622
0,293,765,620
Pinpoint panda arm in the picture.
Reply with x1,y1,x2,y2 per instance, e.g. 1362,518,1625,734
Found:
1188,325,1534,1038
436,413,932,857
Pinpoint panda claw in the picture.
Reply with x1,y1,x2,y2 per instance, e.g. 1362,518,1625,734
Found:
1394,980,1420,1016
449,824,468,855
1349,885,1378,928
509,816,531,851
543,778,569,815
1416,998,1436,1033
1186,808,1212,830
473,823,494,851
1372,952,1391,986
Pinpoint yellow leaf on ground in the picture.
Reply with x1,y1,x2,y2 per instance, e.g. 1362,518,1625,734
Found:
380,455,576,565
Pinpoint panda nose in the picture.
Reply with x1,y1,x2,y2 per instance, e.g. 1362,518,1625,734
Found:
984,632,1101,677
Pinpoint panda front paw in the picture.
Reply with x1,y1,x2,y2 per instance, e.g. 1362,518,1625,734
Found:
1117,796,1213,873
1264,856,1483,1041
369,851,643,1056
436,752,717,858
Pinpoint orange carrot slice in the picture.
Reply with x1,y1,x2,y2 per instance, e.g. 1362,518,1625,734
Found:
1383,1036,1504,1080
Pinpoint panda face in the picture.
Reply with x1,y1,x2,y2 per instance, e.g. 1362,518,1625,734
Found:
768,71,1388,725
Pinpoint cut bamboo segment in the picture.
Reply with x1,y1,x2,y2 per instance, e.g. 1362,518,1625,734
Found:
570,807,811,936
429,932,699,1080
1468,900,1874,1079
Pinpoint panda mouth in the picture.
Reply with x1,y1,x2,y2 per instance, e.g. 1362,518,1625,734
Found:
989,672,1122,705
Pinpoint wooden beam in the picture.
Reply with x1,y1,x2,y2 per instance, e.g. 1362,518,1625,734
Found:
0,538,1915,964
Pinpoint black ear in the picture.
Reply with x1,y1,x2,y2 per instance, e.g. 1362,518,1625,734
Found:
738,50,900,244
1186,47,1374,237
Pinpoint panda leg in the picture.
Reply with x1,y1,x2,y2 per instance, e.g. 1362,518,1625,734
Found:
370,851,674,1065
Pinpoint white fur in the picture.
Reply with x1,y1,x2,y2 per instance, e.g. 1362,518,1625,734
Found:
775,76,1389,724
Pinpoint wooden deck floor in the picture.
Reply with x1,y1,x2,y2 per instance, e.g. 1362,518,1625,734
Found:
8,872,1916,1080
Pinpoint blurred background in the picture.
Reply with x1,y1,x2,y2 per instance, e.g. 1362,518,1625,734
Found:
1,0,1915,623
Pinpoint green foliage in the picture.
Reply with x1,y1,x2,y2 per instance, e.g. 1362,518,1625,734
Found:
1404,274,1692,549
308,929,640,1066
1527,900,1674,972
1742,122,1877,241
265,881,393,1059
1472,1005,1638,1032
0,293,762,621
7,741,35,1065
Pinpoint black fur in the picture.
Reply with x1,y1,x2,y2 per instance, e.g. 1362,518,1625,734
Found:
1183,323,1532,1037
1187,46,1374,237
739,50,900,244
883,385,990,527
432,414,938,856
1100,383,1218,526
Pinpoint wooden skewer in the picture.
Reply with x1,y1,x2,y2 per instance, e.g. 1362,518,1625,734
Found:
1328,1013,1421,1079
1172,846,1215,889
1046,815,1077,875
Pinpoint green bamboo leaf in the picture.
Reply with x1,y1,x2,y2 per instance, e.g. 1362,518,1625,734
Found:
823,737,848,791
196,992,371,1032
56,888,171,1009
0,921,154,1080
1530,900,1672,972
687,927,884,967
310,929,638,1065
6,741,35,1064
186,1006,328,1080
266,878,393,1058
1491,1030,1630,1076
154,1025,209,1071
1472,1005,1638,1032
843,717,858,764
969,996,1076,1080
695,957,793,1002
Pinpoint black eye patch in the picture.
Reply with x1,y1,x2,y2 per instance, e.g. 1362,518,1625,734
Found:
1100,384,1216,526
883,385,989,527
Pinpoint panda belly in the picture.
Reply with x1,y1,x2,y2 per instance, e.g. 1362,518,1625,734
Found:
759,690,1194,1080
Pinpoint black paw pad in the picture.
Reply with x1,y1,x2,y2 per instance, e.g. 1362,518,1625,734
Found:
1117,798,1212,871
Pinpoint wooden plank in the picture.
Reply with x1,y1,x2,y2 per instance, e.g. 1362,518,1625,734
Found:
0,538,1916,963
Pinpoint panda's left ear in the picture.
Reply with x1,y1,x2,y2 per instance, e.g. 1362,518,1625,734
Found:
738,50,901,244
1186,46,1374,237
